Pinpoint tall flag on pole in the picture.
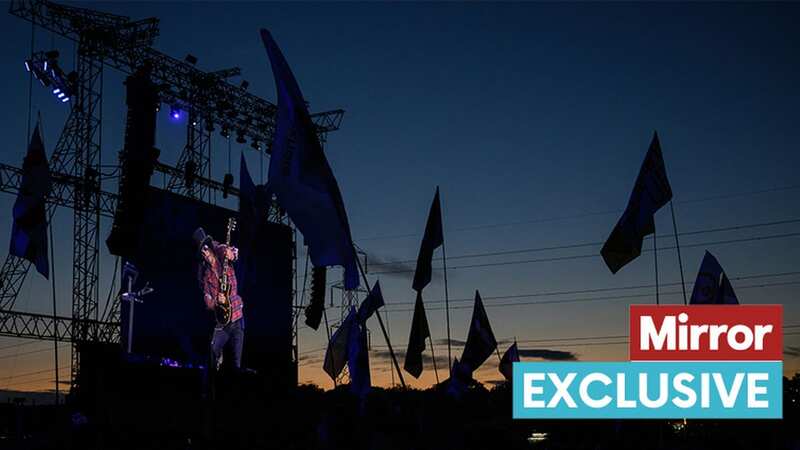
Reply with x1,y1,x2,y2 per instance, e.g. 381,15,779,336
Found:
459,290,497,371
601,132,673,274
347,320,371,397
404,292,431,378
499,341,520,381
323,308,356,381
413,187,443,291
10,124,51,278
260,29,359,290
689,251,739,305
357,280,385,324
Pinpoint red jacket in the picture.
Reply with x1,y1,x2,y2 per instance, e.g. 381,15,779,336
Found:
200,242,243,323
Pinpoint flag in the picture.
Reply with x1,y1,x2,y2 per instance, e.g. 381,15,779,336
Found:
412,187,443,292
499,341,520,381
357,280,385,324
601,132,673,274
446,357,472,398
323,308,356,381
260,29,359,290
689,251,739,305
460,290,497,371
404,291,430,378
10,124,51,278
347,320,371,398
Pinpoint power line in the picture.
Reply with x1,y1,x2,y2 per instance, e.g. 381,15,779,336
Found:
370,231,800,275
357,184,800,242
382,280,800,313
383,270,800,306
367,218,800,266
0,344,70,360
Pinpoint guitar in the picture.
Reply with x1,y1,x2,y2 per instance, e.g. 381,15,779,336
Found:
214,217,237,325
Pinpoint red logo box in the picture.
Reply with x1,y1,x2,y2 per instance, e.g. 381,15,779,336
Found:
629,305,782,361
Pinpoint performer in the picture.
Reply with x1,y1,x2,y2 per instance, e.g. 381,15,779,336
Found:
193,227,244,370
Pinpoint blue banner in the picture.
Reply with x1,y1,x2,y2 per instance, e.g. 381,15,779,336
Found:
513,361,782,419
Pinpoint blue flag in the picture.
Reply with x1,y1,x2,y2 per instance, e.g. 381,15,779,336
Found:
601,132,673,273
260,29,359,290
347,320,371,398
689,251,739,305
357,280,385,324
460,290,497,372
10,124,51,278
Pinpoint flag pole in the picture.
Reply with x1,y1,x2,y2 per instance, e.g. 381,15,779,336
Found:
322,306,336,388
355,254,407,388
440,187,452,372
385,310,395,387
49,198,59,406
670,201,688,305
428,335,440,384
653,231,659,305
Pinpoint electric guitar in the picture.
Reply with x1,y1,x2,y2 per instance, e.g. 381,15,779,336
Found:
214,217,237,325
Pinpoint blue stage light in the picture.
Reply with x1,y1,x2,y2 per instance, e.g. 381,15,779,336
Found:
53,88,60,94
170,105,181,120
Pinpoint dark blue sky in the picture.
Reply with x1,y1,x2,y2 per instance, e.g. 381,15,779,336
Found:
0,2,798,391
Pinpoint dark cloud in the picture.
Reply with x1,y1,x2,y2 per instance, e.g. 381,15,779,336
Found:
362,251,443,283
370,349,449,372
518,348,577,361
434,338,467,347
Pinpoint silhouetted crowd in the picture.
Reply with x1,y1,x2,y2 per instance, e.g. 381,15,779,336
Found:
2,372,799,450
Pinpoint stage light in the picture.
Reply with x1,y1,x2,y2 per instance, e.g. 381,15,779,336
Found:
52,88,60,94
251,140,261,151
155,104,160,112
170,105,181,120
24,60,30,72
220,127,230,138
61,97,69,103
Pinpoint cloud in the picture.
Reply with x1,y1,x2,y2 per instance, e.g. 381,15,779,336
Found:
370,349,449,372
362,251,443,283
518,348,577,361
434,338,467,347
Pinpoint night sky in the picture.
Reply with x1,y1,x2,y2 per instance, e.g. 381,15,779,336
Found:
0,2,798,396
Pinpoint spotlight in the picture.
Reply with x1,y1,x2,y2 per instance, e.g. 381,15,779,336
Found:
170,105,181,120
24,60,30,72
220,127,230,138
185,54,198,65
251,140,261,151
155,104,160,112
52,88,60,94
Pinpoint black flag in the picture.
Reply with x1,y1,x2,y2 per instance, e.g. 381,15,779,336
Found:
404,291,431,378
601,132,673,273
499,341,520,381
10,124,51,278
412,188,443,292
460,290,497,371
